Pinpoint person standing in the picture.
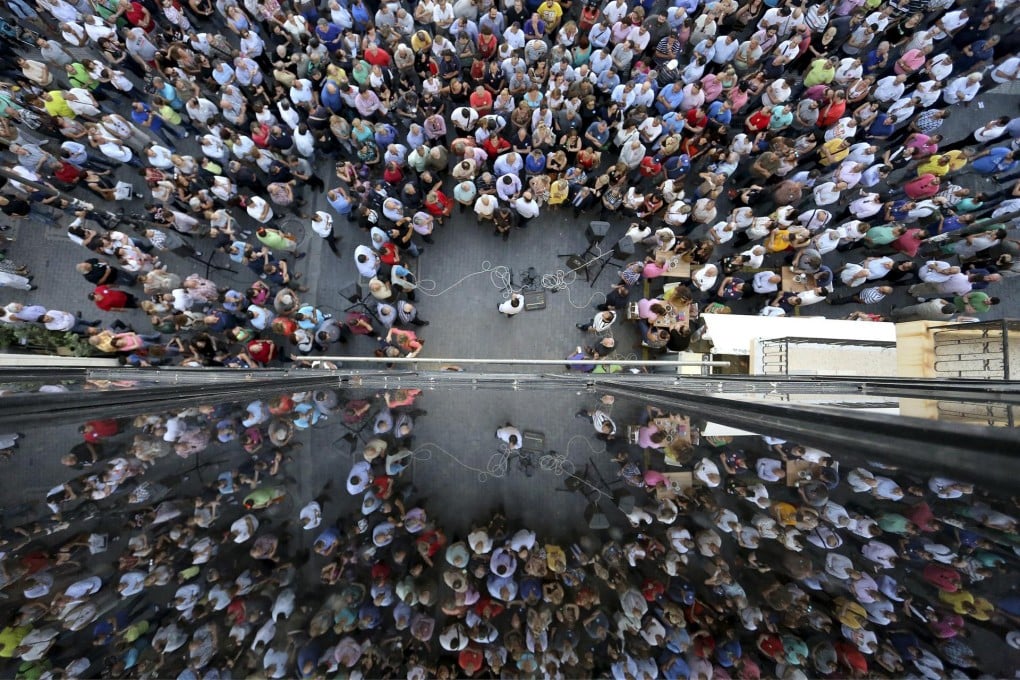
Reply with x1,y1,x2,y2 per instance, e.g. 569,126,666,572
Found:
498,293,525,317
514,190,540,228
311,211,341,256
577,310,617,332
890,300,958,322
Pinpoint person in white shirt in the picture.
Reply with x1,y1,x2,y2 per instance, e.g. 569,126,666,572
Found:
497,292,525,316
913,80,943,107
752,271,781,295
230,514,259,543
692,263,718,291
872,73,906,103
943,73,982,105
991,56,1020,84
813,181,846,206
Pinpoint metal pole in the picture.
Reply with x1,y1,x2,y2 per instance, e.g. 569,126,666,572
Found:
308,356,731,368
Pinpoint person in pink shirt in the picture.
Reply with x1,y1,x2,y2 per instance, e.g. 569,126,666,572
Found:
894,46,928,76
904,132,940,158
904,173,940,200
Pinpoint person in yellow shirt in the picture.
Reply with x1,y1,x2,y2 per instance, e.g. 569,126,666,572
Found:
549,178,569,205
537,0,563,31
939,590,994,620
818,138,850,167
916,150,968,177
38,91,75,119
771,501,798,526
410,30,432,53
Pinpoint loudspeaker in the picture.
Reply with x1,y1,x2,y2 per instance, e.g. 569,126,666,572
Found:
565,255,587,273
613,236,635,259
585,220,610,245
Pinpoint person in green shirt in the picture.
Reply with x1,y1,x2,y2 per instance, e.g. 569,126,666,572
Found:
256,226,301,255
66,62,98,90
243,486,286,510
864,224,904,247
803,56,837,87
954,292,999,314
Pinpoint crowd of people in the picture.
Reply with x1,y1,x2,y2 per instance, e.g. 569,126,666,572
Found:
0,0,1019,673
0,0,1019,367
0,386,1017,678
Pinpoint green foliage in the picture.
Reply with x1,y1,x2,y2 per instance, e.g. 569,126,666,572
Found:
0,324,96,357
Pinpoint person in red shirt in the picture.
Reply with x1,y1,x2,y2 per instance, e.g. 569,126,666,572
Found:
476,26,498,60
424,189,453,224
247,338,278,365
469,85,493,115
638,155,662,180
118,0,156,32
88,285,139,311
892,227,926,258
745,106,772,133
363,44,391,67
904,173,940,200
482,134,511,158
685,106,708,137
81,419,119,442
817,91,847,127
53,161,82,187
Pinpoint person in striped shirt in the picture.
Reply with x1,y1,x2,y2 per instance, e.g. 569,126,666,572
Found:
827,285,893,306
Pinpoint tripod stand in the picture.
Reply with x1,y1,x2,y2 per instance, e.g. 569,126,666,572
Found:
341,282,378,321
557,220,610,284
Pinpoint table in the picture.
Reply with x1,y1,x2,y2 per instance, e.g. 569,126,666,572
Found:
656,416,693,468
656,471,696,499
785,459,813,487
654,250,692,278
781,266,814,293
652,301,691,330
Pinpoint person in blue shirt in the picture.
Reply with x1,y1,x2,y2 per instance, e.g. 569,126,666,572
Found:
326,186,354,219
956,36,1000,71
970,146,1018,175
707,100,732,127
374,123,397,148
350,0,371,31
663,153,691,179
584,121,610,148
320,79,343,112
656,81,686,114
524,148,546,176
130,101,183,150
595,68,620,94
661,110,686,134
866,114,897,141
862,44,891,74
314,18,342,52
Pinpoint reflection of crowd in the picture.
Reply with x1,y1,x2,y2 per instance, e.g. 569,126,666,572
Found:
1,388,1017,678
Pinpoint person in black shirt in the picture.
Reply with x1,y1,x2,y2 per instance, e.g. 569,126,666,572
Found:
228,161,267,194
597,283,631,311
76,258,138,286
267,159,294,185
0,194,30,219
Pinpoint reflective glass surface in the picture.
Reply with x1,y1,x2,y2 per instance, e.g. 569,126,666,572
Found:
0,381,1016,678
